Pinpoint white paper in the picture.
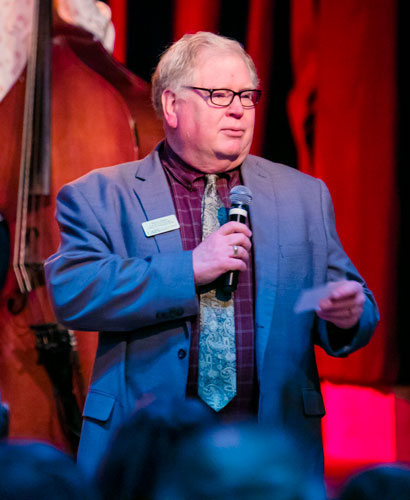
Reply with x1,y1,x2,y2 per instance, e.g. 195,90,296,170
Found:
294,282,340,313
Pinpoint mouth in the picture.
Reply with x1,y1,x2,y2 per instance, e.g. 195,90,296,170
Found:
222,128,245,137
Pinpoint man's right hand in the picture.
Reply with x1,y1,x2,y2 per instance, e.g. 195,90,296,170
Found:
192,221,252,286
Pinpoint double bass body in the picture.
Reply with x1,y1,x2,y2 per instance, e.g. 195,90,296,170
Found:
0,10,163,453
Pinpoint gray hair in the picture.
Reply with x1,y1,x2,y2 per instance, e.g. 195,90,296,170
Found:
151,31,259,118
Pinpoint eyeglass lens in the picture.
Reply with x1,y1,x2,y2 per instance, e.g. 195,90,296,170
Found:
211,89,260,107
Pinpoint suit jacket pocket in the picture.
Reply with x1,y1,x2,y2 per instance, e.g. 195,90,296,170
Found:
302,388,326,417
82,391,116,422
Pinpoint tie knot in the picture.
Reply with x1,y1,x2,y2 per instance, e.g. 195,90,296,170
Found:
205,174,218,188
202,174,224,239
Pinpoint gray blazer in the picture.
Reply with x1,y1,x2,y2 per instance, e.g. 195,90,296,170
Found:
45,145,379,477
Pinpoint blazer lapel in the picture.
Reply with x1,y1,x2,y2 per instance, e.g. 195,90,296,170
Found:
132,149,183,254
242,156,279,379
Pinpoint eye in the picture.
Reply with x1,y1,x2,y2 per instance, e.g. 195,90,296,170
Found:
241,91,254,101
212,90,230,99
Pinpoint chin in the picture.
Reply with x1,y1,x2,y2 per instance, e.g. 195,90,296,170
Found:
212,153,246,172
225,136,251,153
221,145,249,162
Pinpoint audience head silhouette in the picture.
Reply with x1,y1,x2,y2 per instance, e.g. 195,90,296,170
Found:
155,421,325,500
338,463,410,500
96,396,216,500
0,440,98,499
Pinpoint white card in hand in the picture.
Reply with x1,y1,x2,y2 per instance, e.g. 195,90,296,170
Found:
294,282,340,313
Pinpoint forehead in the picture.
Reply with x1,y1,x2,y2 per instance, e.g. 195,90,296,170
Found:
192,49,253,87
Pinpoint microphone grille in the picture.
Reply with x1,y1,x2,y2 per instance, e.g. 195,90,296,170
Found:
229,185,253,205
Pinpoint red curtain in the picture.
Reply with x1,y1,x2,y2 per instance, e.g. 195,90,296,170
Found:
288,0,398,383
246,0,275,156
108,0,127,63
173,0,220,39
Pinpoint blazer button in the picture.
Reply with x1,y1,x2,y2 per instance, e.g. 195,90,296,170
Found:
177,349,186,359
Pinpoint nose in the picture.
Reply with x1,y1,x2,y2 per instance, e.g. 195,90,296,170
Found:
227,94,245,117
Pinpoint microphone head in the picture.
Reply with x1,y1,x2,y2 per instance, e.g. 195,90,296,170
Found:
229,185,253,206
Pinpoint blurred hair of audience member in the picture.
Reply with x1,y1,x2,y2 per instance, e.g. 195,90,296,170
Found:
96,396,217,500
338,463,410,500
0,440,100,499
154,421,326,500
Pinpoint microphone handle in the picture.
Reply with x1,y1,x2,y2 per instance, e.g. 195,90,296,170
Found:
222,207,248,293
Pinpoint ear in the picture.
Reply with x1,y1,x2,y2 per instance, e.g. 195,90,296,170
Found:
161,89,178,129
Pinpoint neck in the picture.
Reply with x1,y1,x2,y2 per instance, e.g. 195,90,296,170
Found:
165,137,243,174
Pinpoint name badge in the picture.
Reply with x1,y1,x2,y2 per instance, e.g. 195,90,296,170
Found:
142,214,180,237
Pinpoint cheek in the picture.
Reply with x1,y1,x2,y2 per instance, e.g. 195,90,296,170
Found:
195,115,220,143
180,114,201,141
246,112,256,130
246,122,255,141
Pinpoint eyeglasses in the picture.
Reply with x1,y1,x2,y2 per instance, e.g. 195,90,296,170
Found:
184,86,262,108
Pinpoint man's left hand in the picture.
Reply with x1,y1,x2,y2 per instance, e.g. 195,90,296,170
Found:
316,280,365,329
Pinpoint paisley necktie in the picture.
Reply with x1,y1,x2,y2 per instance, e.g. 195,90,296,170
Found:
197,174,236,411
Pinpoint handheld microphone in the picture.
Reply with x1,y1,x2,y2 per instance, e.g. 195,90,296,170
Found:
223,185,253,293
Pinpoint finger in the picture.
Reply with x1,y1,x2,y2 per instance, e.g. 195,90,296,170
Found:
226,233,252,252
230,244,249,262
225,256,248,272
219,221,252,237
328,281,363,300
318,287,365,311
318,301,364,321
318,307,361,320
318,298,362,313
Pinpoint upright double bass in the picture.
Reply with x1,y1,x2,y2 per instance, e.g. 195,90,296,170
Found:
0,0,163,454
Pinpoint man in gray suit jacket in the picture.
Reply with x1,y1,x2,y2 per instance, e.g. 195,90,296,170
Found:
45,32,378,480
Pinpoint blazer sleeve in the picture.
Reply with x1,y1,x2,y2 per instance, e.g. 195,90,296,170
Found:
314,179,379,357
45,182,199,332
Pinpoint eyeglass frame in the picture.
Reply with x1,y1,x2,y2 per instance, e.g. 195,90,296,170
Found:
183,86,262,108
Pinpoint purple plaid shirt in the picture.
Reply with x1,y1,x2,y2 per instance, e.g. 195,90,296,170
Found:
159,141,258,420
